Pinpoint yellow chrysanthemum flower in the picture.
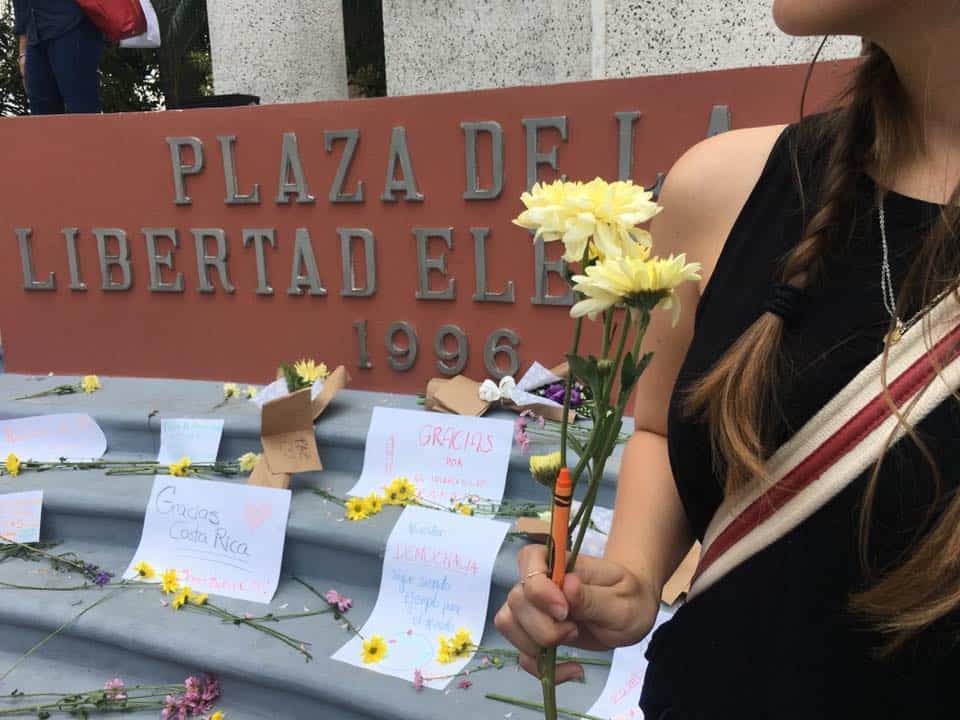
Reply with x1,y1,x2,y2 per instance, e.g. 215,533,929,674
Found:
171,588,189,610
168,456,191,477
363,493,384,515
436,637,453,664
529,451,562,488
244,385,257,399
4,453,21,477
436,628,474,664
345,496,368,521
570,253,701,326
453,502,473,516
386,476,415,504
360,634,387,664
452,626,473,651
223,382,238,398
237,452,261,473
80,375,101,394
210,712,224,720
189,591,208,606
160,568,179,594
294,359,329,384
513,178,660,263
133,560,155,579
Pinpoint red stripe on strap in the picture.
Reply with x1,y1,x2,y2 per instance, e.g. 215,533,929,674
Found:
692,322,960,587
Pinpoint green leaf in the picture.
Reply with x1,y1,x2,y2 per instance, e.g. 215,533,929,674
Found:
566,354,602,399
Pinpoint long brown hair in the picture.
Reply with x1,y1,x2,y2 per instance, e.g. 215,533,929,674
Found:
685,40,960,652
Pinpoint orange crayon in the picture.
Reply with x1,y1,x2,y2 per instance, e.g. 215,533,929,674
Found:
549,467,572,587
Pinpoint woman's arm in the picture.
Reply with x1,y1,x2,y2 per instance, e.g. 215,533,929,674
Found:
494,124,786,682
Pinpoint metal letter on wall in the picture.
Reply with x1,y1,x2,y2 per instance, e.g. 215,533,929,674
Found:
522,116,567,191
338,228,376,297
381,127,424,202
413,227,455,300
166,136,203,206
324,129,364,203
217,135,261,205
531,237,573,306
275,132,316,204
15,228,54,290
461,121,504,200
287,228,327,296
62,228,86,290
191,228,235,294
615,111,641,181
707,105,732,136
143,227,184,292
471,227,514,303
242,228,276,295
94,228,132,291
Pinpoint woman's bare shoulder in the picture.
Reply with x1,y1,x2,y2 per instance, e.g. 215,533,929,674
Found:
652,124,788,285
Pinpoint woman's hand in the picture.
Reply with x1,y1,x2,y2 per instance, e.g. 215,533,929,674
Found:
494,543,660,683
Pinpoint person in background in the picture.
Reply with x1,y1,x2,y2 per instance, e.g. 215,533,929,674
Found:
13,0,104,114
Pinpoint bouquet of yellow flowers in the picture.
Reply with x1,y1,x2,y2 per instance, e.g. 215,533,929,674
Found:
512,178,700,719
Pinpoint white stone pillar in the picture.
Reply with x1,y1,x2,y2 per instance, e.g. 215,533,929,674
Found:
383,0,859,96
207,0,348,104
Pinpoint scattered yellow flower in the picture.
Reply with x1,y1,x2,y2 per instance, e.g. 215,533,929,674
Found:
171,587,189,610
529,451,562,488
168,456,191,477
345,496,369,521
570,253,701,325
385,476,415,505
453,502,473,516
363,492,384,515
4,453,21,477
160,568,179,594
237,452,261,473
210,712,224,720
436,627,475,663
244,385,257,399
133,560,155,579
223,382,238,398
294,359,329,384
189,591,209,606
80,375,101,394
360,634,387,664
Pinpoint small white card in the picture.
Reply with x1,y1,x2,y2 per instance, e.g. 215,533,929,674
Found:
0,490,43,543
585,607,675,720
157,418,224,464
123,476,291,603
346,407,514,505
0,413,106,461
331,506,509,688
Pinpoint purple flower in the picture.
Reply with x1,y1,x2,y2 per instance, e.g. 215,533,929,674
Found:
412,669,424,691
103,677,126,700
200,674,220,704
161,695,187,720
94,570,113,587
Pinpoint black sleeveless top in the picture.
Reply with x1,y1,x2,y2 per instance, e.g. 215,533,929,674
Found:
640,119,960,719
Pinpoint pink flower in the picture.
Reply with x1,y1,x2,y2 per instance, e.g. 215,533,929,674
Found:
479,656,490,668
457,677,472,690
412,669,424,691
513,417,530,454
103,677,126,700
325,589,353,613
200,674,220,703
324,589,340,604
161,695,187,720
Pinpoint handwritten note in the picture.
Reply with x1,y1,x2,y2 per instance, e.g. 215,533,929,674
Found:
123,476,291,603
331,506,509,688
0,413,106,461
158,418,224,464
585,607,675,720
347,407,514,505
0,491,42,543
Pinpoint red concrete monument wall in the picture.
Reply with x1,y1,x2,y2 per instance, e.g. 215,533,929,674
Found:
0,61,852,393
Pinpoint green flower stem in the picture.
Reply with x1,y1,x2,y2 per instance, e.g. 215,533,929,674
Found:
200,602,312,660
485,693,605,720
234,609,333,623
292,576,364,638
11,384,79,401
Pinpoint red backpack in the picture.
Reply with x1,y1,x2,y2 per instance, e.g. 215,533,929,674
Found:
75,0,147,42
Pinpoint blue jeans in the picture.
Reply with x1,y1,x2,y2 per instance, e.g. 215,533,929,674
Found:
25,19,103,115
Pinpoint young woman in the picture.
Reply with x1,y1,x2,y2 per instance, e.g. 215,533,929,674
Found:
495,2,960,717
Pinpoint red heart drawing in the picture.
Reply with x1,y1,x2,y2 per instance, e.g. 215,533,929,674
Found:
244,502,271,532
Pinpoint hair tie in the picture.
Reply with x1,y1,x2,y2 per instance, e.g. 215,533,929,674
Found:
762,283,807,326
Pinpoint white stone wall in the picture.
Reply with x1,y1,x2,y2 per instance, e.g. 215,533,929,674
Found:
207,0,348,104
383,0,860,96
